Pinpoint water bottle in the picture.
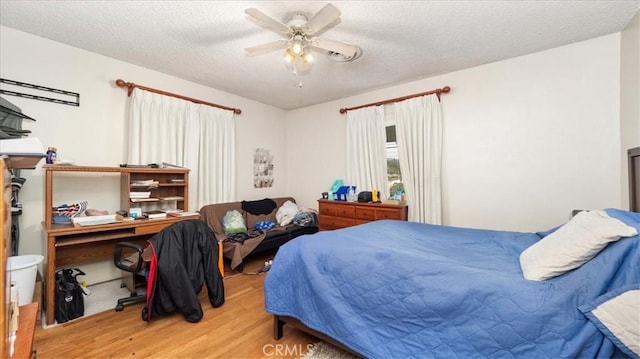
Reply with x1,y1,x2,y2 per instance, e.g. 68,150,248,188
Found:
348,186,355,202
46,147,57,164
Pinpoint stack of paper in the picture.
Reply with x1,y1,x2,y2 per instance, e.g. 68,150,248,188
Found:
130,191,151,199
145,210,167,219
72,214,119,226
131,179,159,187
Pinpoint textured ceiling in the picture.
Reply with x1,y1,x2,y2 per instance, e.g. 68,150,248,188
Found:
1,1,638,110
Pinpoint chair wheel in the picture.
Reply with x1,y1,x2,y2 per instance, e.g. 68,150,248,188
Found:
141,307,148,321
115,303,124,312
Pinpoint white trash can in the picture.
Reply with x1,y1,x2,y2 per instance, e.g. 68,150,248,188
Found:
7,254,44,305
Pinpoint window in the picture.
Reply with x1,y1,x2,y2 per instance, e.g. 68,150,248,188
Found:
386,125,404,196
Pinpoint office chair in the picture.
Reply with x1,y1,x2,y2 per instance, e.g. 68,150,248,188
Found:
113,242,147,311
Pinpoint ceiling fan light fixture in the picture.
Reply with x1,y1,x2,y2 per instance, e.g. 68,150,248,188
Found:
291,39,304,55
245,4,359,76
304,50,314,63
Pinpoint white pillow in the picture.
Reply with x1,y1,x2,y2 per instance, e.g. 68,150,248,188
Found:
579,286,640,358
520,210,637,281
275,200,299,226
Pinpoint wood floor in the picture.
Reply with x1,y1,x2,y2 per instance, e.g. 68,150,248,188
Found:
33,251,317,358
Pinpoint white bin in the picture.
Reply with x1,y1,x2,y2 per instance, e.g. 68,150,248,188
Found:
7,254,44,305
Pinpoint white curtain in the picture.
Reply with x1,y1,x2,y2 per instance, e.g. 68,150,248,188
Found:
127,88,235,211
346,106,388,199
394,94,442,224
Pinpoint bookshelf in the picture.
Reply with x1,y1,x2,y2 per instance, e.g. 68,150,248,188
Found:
119,167,189,215
42,165,190,227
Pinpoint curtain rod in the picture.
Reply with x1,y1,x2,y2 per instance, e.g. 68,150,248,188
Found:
115,79,242,115
339,86,450,114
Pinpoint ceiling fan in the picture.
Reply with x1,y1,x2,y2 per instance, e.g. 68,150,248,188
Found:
244,3,361,75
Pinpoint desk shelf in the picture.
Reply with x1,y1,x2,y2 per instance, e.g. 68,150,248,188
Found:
42,165,195,325
54,229,136,247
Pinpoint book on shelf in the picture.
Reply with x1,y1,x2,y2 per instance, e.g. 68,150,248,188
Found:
167,211,199,218
144,210,167,219
160,196,184,201
130,198,159,202
130,179,159,187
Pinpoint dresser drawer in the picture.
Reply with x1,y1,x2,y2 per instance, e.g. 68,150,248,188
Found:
375,208,404,220
320,203,355,218
355,207,375,220
319,215,356,230
318,199,407,231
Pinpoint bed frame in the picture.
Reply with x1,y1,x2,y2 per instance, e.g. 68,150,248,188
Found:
273,146,640,355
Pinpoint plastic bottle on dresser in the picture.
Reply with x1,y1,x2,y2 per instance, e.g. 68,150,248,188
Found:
46,147,57,164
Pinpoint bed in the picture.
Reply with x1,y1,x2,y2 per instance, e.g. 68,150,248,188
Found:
264,147,640,358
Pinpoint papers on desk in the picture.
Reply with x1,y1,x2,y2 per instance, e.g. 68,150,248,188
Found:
71,214,120,226
0,137,44,154
0,137,46,168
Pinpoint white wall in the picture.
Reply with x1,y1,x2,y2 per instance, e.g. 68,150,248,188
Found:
287,34,623,232
0,26,289,283
620,11,640,209
0,25,631,282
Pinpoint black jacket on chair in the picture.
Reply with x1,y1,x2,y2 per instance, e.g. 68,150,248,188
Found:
145,219,224,323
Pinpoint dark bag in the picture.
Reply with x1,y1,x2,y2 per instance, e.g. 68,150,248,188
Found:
357,191,373,202
55,268,86,323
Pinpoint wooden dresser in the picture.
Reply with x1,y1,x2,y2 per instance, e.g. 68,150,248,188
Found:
317,199,408,230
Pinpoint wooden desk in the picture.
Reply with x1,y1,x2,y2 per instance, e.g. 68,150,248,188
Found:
12,302,38,359
43,216,199,325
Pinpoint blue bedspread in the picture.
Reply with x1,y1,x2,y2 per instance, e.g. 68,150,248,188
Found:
264,209,640,358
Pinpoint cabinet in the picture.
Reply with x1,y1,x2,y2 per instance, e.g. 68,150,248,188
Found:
42,165,198,325
2,158,39,358
1,159,10,359
317,199,408,230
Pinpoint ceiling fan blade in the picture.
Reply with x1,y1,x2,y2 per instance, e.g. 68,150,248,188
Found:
309,37,358,59
245,8,291,37
245,40,288,56
303,3,341,36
